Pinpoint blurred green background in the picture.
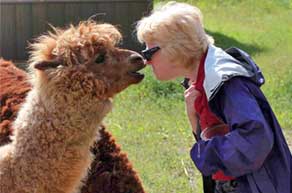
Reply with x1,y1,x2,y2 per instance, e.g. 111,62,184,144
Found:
104,0,292,192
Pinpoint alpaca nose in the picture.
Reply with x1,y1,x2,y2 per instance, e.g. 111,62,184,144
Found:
129,54,144,64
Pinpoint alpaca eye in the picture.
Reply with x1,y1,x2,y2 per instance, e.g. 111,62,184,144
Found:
95,53,106,64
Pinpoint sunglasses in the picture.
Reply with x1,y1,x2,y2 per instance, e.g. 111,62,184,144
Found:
141,46,160,61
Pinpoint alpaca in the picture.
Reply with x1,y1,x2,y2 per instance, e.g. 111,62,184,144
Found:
0,21,145,193
80,125,146,193
0,59,146,193
0,59,31,146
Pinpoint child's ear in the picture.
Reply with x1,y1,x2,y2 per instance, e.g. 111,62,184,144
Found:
34,59,61,71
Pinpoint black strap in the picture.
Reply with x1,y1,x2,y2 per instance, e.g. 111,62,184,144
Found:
203,175,216,193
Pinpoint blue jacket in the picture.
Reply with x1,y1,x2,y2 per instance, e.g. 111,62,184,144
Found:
190,45,292,193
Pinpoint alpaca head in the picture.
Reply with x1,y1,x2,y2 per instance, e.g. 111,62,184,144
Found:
28,21,145,100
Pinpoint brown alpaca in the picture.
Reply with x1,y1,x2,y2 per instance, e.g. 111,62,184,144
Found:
80,125,146,193
0,59,146,193
0,59,31,146
0,21,146,193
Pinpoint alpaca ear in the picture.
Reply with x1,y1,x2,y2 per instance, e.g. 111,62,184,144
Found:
34,60,61,71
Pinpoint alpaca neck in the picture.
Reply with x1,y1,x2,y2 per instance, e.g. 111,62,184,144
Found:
13,87,112,145
8,86,112,193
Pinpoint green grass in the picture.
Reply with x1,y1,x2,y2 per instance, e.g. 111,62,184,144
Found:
104,1,292,192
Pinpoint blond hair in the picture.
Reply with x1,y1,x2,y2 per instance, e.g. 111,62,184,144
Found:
136,1,214,68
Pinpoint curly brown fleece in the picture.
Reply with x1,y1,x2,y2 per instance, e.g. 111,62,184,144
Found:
0,59,146,193
0,21,146,193
0,59,31,146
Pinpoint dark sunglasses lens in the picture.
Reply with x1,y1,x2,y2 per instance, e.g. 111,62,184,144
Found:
142,47,160,61
142,52,150,61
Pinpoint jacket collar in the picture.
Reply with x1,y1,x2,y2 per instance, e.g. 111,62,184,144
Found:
203,44,254,101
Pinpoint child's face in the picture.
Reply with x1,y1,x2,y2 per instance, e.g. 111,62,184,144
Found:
144,43,186,81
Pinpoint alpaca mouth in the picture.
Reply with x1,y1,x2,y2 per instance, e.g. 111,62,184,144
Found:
128,63,146,81
129,71,145,78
